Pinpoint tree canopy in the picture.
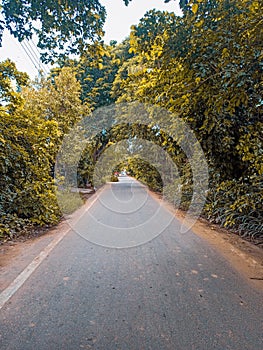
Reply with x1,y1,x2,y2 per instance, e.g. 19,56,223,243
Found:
0,0,262,242
0,0,146,62
0,64,87,237
109,0,262,239
0,0,106,62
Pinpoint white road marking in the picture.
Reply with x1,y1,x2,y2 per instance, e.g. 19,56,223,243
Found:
0,190,102,310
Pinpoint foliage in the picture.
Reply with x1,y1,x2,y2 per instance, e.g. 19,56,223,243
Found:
205,176,263,240
0,0,106,63
119,156,163,193
0,96,60,237
110,174,119,182
0,64,88,239
51,39,133,109
127,157,163,192
110,1,263,239
1,0,262,241
23,67,89,138
0,59,29,105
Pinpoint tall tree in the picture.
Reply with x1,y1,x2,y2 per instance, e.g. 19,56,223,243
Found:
111,1,263,238
0,64,88,238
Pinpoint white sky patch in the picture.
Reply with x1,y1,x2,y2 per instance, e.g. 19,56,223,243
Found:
0,0,182,78
100,0,182,43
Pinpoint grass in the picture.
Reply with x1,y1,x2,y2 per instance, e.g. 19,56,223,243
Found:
56,191,85,215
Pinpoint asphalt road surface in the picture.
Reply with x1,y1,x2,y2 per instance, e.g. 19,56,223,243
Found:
0,177,262,349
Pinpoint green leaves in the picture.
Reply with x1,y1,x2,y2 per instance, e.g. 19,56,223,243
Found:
72,40,132,109
108,0,263,239
1,0,106,63
0,59,29,106
1,0,262,240
0,64,88,239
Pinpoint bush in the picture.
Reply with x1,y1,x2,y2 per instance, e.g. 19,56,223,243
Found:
204,176,263,240
110,175,119,182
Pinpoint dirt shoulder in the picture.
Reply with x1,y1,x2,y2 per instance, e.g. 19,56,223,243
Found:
0,187,104,292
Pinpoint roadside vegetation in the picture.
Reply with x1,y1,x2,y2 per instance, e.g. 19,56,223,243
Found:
0,0,262,242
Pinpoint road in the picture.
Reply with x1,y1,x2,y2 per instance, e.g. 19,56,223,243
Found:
0,177,262,349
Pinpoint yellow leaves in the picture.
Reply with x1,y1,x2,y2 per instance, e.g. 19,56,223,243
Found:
180,93,190,106
0,136,6,144
195,77,201,84
227,92,248,115
128,47,136,54
152,45,163,58
97,45,110,57
192,4,199,15
129,34,138,54
94,13,100,20
98,63,103,70
127,64,144,76
222,47,230,58
195,19,204,28
249,1,259,12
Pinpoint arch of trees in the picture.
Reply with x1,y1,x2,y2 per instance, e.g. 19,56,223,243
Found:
0,0,262,241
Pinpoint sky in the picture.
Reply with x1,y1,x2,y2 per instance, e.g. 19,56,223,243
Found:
0,0,182,79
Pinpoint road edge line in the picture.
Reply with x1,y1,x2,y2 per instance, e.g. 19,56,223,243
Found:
0,187,105,310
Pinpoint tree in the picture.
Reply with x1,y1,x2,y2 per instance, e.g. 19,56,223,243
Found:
0,64,89,238
0,0,144,63
1,1,262,240
111,1,263,239
51,39,133,109
0,59,29,106
116,2,262,179
0,0,106,63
